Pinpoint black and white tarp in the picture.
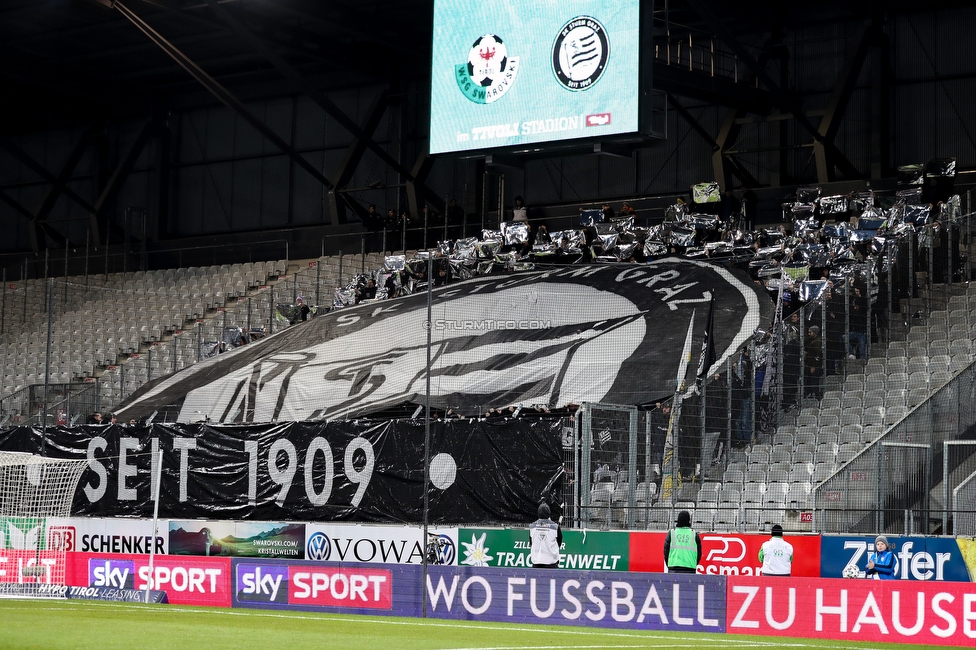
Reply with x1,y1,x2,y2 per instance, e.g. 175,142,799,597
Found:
0,419,563,523
115,259,772,422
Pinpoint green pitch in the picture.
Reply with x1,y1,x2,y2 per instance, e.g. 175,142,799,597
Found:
0,599,946,650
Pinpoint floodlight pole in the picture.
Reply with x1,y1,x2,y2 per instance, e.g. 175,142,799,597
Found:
41,277,54,455
145,448,164,604
421,254,433,618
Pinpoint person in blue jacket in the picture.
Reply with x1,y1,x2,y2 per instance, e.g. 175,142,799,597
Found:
866,535,897,579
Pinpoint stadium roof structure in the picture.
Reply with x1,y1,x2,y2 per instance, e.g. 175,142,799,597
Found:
0,0,970,261
0,0,433,135
0,0,960,136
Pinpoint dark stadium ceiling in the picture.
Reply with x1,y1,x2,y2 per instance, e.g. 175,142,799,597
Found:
0,0,959,135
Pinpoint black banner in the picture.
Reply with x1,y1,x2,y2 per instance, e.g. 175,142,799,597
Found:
0,419,563,524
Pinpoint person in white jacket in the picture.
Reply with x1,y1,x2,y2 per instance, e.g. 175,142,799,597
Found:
759,524,793,576
529,502,562,568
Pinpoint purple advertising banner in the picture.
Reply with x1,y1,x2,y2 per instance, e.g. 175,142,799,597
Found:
229,558,727,633
425,567,726,632
230,558,423,618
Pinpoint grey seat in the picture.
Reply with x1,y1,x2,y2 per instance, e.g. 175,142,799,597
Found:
788,482,812,509
839,424,862,444
770,448,792,464
837,442,863,464
811,461,836,483
697,482,721,504
719,486,742,505
744,468,767,484
722,469,744,486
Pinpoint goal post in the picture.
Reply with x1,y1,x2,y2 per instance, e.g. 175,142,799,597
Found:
0,452,89,597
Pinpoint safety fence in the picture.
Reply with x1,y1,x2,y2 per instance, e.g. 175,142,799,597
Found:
813,335,976,536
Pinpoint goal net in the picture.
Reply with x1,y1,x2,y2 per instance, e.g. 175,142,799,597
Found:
0,452,89,597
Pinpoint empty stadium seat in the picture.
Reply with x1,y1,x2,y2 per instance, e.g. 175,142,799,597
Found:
722,469,744,486
793,450,814,465
742,485,764,505
820,396,841,409
693,508,715,530
837,442,863,464
863,424,884,442
811,462,836,483
864,372,886,391
770,448,792,464
694,481,718,502
794,428,817,446
772,431,794,447
839,425,862,444
744,468,766,484
718,486,741,505
835,413,858,430
715,507,739,531
788,482,812,510
786,461,810,481
840,395,862,410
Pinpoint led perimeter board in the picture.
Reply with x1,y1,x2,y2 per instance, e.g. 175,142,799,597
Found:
429,0,650,155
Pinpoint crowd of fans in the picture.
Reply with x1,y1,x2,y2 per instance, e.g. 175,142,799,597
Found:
286,161,965,442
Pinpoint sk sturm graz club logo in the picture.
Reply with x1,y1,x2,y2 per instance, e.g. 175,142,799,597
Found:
552,16,610,91
456,34,520,104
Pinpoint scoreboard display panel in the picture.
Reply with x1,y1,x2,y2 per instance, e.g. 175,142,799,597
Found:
429,0,643,155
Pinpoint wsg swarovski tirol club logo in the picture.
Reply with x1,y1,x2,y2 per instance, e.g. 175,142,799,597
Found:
552,16,610,91
455,34,520,104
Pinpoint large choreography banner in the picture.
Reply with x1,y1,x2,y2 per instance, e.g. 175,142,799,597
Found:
0,418,563,523
113,260,771,423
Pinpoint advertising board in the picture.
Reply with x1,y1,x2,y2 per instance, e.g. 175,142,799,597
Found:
304,524,457,565
458,527,628,570
231,558,421,617
169,520,305,559
629,531,821,577
65,552,232,607
726,575,976,646
0,549,61,584
821,535,975,582
424,566,725,631
229,557,724,631
46,517,167,555
429,0,643,154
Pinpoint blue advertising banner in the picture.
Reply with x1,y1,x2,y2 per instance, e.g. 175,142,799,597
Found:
425,566,726,632
820,535,973,582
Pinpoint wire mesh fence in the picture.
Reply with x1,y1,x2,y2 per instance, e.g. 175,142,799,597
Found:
813,362,976,535
954,470,976,537
1,194,976,533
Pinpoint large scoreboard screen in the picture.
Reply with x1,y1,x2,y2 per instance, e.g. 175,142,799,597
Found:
429,0,643,155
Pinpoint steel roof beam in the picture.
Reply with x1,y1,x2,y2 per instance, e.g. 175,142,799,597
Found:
684,0,862,182
202,0,443,216
106,0,349,227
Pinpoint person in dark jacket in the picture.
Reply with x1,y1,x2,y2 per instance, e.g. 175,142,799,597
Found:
295,297,310,322
804,325,823,398
663,510,701,573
